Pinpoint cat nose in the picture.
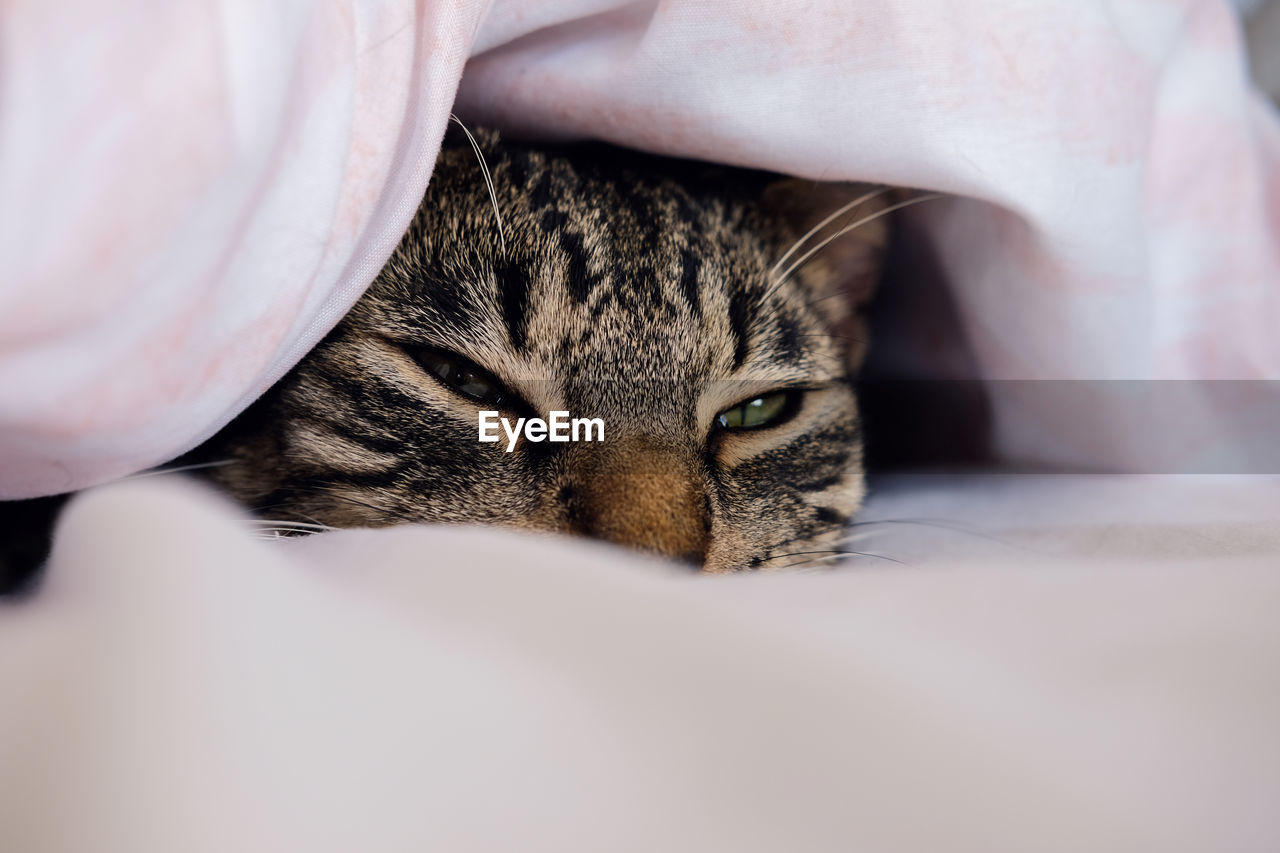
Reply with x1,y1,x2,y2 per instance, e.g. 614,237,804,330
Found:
563,441,708,566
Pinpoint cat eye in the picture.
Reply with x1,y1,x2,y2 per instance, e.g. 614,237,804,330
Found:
715,391,799,431
413,348,517,409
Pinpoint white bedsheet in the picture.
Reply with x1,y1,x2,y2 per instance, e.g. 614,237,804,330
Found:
0,475,1276,852
859,472,1280,563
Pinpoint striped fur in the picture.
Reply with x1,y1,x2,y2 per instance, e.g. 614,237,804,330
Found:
200,129,889,572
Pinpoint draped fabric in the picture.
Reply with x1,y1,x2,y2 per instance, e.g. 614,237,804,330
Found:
1,0,1277,494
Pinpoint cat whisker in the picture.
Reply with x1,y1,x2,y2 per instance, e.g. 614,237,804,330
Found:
758,548,907,568
450,114,506,258
846,516,1036,553
247,502,348,534
252,527,318,540
247,518,336,532
310,486,422,527
745,193,939,339
773,192,944,289
774,553,854,571
770,186,891,278
256,477,422,528
759,531,847,555
293,510,335,529
124,459,236,480
769,552,848,570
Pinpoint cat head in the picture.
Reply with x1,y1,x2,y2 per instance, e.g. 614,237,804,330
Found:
206,128,890,572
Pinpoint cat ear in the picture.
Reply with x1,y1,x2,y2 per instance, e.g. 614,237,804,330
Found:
760,180,895,370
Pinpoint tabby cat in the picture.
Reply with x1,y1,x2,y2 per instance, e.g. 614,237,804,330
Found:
198,127,892,573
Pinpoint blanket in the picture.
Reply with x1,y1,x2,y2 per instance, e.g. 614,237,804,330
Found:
2,0,1278,497
0,475,1276,852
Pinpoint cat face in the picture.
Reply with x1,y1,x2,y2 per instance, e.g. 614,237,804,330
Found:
205,130,888,572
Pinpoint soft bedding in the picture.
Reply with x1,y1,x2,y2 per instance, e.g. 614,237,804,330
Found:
0,475,1276,852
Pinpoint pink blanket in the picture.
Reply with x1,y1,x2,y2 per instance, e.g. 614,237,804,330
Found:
2,0,1278,497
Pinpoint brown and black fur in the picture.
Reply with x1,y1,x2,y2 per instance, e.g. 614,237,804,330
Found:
199,128,889,572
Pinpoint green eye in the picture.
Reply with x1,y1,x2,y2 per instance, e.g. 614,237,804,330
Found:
414,348,513,408
716,391,797,431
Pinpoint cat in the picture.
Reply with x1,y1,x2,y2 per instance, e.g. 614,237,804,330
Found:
196,127,892,573
0,126,893,589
